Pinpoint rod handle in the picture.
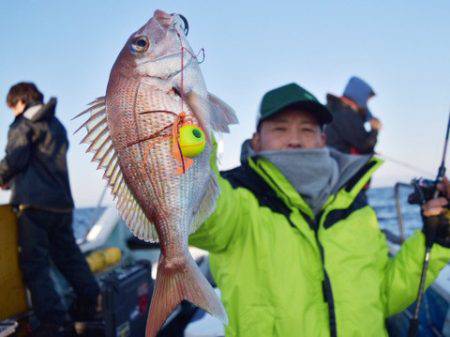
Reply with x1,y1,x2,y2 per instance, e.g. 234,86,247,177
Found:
408,318,419,337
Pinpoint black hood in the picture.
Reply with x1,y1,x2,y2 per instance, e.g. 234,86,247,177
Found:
29,97,57,122
240,139,256,164
326,93,371,120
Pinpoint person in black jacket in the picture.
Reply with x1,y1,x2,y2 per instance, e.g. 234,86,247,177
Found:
0,82,100,337
325,76,382,155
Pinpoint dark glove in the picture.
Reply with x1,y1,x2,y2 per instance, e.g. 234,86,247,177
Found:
423,211,450,248
421,179,450,248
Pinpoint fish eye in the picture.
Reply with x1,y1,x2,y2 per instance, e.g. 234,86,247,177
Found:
131,36,149,53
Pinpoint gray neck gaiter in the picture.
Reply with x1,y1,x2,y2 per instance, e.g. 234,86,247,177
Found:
260,147,339,214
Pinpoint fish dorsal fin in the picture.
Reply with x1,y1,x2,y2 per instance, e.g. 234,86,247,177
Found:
74,97,159,242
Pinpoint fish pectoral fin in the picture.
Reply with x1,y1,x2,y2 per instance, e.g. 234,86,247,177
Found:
184,91,238,135
207,92,239,133
146,254,228,337
184,91,212,138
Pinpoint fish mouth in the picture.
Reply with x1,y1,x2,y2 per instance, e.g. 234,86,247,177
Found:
137,51,183,64
135,51,197,80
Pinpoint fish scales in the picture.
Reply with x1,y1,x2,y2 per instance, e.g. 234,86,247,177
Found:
76,9,238,337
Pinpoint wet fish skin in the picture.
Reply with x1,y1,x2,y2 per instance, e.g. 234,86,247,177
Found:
77,9,237,337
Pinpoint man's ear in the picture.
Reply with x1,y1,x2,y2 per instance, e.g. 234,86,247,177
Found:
251,132,261,152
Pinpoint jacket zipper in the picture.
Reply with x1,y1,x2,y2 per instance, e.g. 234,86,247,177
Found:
254,160,338,336
313,216,337,337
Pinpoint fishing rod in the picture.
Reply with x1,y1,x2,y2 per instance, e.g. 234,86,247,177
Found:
407,110,450,337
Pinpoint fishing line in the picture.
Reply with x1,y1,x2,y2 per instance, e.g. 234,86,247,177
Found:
376,152,434,176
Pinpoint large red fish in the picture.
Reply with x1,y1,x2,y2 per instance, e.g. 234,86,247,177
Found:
75,9,237,336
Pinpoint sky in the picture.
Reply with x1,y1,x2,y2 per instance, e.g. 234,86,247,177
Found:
0,1,449,206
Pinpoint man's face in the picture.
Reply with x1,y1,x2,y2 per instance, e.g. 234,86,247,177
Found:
251,108,326,152
10,100,26,116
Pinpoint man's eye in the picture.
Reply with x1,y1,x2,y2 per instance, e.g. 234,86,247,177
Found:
273,127,287,131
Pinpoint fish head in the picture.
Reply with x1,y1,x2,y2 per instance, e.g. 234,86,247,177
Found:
113,10,194,80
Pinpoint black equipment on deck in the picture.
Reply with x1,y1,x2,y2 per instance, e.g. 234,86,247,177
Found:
101,260,153,337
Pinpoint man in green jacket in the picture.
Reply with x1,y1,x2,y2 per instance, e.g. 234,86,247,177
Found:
189,83,450,337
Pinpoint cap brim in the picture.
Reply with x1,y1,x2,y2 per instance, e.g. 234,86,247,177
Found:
262,100,333,126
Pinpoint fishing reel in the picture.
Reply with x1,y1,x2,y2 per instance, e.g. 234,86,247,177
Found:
408,177,450,207
408,178,438,205
408,177,450,249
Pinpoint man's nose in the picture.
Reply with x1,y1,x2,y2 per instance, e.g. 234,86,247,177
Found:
287,130,302,148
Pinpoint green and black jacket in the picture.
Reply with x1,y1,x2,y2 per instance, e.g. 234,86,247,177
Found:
190,155,450,337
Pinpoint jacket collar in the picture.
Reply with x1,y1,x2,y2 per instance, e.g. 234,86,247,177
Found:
248,155,383,219
22,97,57,122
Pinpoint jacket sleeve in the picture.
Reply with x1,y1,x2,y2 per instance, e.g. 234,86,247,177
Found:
189,139,248,253
0,123,33,185
333,109,378,153
381,230,450,316
189,174,247,253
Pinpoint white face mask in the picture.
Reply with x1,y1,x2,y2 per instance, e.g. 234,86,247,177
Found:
260,147,339,214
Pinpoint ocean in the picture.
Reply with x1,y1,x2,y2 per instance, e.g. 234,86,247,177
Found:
72,186,423,243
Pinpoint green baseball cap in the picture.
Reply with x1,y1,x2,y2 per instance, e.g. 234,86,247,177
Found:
257,83,332,127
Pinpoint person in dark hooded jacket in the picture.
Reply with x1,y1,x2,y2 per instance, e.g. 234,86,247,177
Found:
0,82,100,337
325,76,382,155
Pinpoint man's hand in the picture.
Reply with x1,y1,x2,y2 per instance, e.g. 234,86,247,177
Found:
369,117,382,131
422,178,450,216
422,178,450,248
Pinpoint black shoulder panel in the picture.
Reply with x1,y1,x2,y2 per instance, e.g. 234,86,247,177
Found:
322,191,368,229
344,160,377,192
221,164,294,226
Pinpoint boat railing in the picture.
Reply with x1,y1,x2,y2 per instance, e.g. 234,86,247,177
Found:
79,185,122,253
394,182,412,243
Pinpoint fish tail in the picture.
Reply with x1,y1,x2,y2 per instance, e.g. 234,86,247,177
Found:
145,253,228,337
